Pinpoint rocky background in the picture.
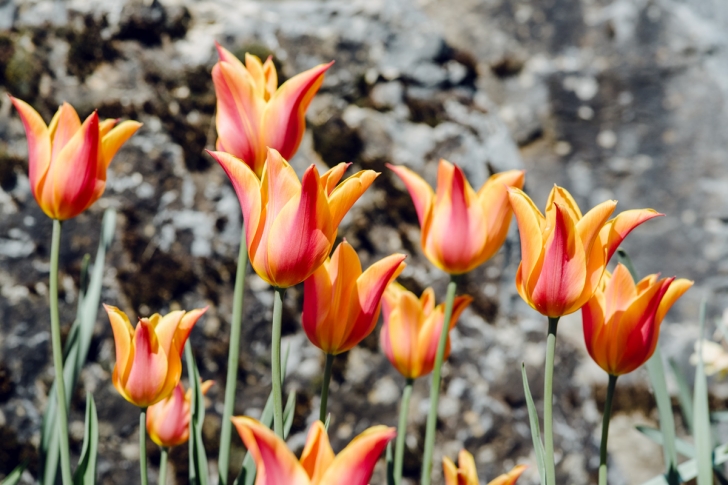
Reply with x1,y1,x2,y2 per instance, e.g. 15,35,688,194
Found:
1,0,727,483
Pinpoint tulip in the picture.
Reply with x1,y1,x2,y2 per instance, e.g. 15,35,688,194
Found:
380,282,472,380
10,97,141,220
443,450,527,485
146,380,213,448
389,160,525,274
231,417,395,485
583,263,693,376
104,305,207,408
209,148,378,288
507,185,662,318
212,44,333,176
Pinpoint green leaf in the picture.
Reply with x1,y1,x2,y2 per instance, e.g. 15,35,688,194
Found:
641,442,728,484
635,425,695,458
386,442,395,485
1,461,28,485
41,209,116,485
521,364,546,485
186,343,209,485
694,299,712,485
668,358,694,433
73,394,99,485
283,390,296,439
324,414,331,432
711,411,728,422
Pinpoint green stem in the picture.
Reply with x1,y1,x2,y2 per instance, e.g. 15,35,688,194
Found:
271,287,286,437
420,277,457,485
544,316,559,485
159,447,169,485
218,225,248,484
49,219,73,485
140,408,149,485
599,375,618,485
320,353,335,423
395,378,414,485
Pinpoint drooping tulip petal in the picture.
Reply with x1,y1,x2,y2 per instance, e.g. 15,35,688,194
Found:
488,465,528,485
583,264,693,376
317,425,396,485
209,148,378,288
101,120,143,169
509,185,661,318
390,160,524,274
146,380,213,448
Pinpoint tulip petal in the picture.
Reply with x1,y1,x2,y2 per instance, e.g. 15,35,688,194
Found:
603,263,638,317
173,307,208,356
9,96,51,197
261,61,333,161
49,102,82,161
147,384,189,447
231,417,310,485
300,421,335,482
545,185,582,222
476,169,525,262
320,163,350,196
302,261,334,351
99,119,117,137
487,465,528,485
387,164,434,227
384,289,422,378
457,449,478,484
245,53,267,99
101,120,142,168
442,456,459,485
319,425,396,485
507,187,545,285
655,278,693,325
327,169,379,229
104,304,135,383
576,199,616,252
154,310,186,357
125,318,169,407
601,209,663,261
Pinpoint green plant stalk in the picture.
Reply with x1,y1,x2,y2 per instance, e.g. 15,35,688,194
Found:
49,220,73,485
140,408,149,485
395,378,414,485
420,277,457,485
218,226,248,484
319,353,335,423
544,316,560,485
599,375,618,485
271,287,286,437
159,447,169,485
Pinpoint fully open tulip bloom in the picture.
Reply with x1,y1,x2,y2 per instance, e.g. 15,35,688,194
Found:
209,148,378,288
389,159,524,274
302,241,406,354
380,283,472,379
146,380,213,447
231,417,395,485
212,44,333,176
507,185,662,317
443,450,527,485
583,264,693,376
104,305,207,408
10,97,141,220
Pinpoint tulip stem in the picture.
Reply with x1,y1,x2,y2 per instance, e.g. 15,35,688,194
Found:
271,287,286,438
395,378,414,485
320,353,335,423
159,447,169,485
140,408,149,485
49,220,73,485
544,316,559,485
599,375,618,485
218,225,248,484
420,277,457,485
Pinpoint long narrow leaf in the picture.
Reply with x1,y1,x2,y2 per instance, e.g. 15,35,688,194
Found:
386,442,395,485
636,425,695,458
694,299,712,485
186,342,209,485
642,442,728,484
283,390,296,439
521,364,546,485
41,209,116,485
0,462,27,485
668,358,694,433
73,394,98,485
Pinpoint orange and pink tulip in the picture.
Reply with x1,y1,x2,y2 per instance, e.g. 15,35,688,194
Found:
380,282,472,379
231,416,395,485
212,44,333,176
507,185,661,317
10,97,141,220
302,240,406,354
209,148,378,288
583,263,693,376
389,159,525,274
104,305,207,408
146,380,213,448
443,450,526,485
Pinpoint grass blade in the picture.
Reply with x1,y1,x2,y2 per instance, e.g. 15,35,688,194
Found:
283,390,296,439
522,364,546,485
668,358,694,434
641,442,728,484
186,343,209,485
1,462,28,485
694,299,712,485
73,394,98,485
635,425,695,458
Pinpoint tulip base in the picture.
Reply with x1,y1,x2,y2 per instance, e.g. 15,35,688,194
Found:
159,447,169,485
599,375,618,485
420,277,458,485
395,378,414,485
140,408,149,485
320,353,335,423
544,316,559,485
271,287,286,437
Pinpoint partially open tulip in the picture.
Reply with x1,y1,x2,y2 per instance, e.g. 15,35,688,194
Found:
231,417,395,485
380,282,472,379
302,241,406,354
443,450,527,485
10,97,141,220
209,148,378,288
213,44,333,176
146,380,213,448
583,264,692,376
104,305,207,408
507,185,662,317
389,160,524,274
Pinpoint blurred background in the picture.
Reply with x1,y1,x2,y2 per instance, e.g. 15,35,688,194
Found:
1,0,727,483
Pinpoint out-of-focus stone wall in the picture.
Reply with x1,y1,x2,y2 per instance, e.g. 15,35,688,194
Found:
1,0,727,483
